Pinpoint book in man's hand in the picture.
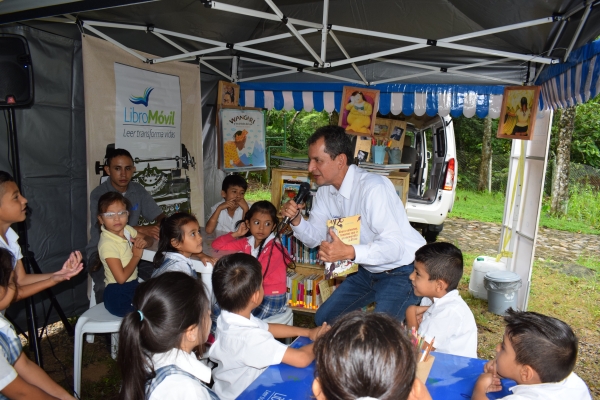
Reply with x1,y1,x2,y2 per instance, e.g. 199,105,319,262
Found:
324,215,361,279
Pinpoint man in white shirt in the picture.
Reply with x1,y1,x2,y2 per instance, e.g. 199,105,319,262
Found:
281,126,426,325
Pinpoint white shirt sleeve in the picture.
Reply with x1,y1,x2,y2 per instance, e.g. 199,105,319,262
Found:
0,356,17,392
291,195,330,249
240,320,288,369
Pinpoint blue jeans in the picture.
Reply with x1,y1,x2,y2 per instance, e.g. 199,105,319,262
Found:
104,280,139,317
315,263,420,325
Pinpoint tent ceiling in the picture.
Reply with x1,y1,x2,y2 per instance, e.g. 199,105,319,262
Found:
3,0,600,87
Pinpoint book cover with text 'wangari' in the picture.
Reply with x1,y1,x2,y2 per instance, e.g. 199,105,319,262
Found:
324,215,360,279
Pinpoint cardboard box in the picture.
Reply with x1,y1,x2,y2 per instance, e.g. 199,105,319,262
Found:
416,355,435,383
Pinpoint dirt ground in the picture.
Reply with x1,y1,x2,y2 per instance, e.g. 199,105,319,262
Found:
19,217,599,399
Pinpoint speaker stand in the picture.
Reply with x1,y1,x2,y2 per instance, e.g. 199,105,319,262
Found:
6,108,74,367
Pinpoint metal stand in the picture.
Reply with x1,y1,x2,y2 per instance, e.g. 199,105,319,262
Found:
6,108,74,367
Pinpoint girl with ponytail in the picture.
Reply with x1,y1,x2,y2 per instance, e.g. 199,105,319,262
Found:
117,272,216,400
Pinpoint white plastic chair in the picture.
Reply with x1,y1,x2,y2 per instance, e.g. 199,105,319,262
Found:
264,307,294,344
73,303,123,396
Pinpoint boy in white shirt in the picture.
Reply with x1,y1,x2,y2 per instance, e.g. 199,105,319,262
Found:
405,242,477,358
473,308,592,400
209,253,329,400
205,175,249,234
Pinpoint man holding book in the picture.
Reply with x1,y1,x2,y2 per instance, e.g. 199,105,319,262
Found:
281,125,426,325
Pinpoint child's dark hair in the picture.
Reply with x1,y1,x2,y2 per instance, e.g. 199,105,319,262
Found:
414,242,463,291
222,174,248,192
0,171,15,198
105,148,134,165
97,191,132,216
0,248,17,300
212,253,262,313
153,212,199,268
314,311,417,400
117,272,210,400
504,308,578,383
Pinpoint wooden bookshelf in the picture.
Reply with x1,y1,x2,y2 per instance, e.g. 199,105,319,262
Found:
287,262,324,314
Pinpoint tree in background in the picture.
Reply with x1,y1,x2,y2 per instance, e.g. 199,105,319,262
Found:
550,105,576,216
266,109,330,153
477,115,493,191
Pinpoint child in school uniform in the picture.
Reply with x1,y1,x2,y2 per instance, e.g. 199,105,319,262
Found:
405,242,477,358
0,171,83,302
0,248,79,399
473,308,592,400
205,174,249,234
208,253,329,400
313,311,432,400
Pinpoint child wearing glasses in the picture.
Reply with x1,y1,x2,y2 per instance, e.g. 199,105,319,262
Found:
96,192,149,317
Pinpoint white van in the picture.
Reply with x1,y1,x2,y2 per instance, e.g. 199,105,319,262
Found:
399,115,457,242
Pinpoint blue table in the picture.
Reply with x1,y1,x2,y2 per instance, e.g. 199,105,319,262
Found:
238,337,516,400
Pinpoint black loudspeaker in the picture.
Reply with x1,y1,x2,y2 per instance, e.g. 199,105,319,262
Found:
0,34,34,108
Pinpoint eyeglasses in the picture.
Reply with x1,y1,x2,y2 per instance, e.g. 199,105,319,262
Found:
100,210,129,219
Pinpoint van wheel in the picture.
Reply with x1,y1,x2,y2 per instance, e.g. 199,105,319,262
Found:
423,230,439,243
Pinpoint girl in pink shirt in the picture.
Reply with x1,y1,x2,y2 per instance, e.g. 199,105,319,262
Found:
212,201,291,319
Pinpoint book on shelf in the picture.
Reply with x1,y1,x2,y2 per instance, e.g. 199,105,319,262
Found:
281,233,321,265
324,215,361,279
286,270,340,310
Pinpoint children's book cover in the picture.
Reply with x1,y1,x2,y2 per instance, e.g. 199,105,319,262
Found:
324,215,360,279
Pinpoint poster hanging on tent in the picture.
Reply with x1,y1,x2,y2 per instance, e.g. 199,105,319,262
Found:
219,107,266,172
114,63,182,169
497,86,541,141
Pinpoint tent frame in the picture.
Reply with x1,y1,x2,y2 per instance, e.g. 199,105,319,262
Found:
40,0,591,87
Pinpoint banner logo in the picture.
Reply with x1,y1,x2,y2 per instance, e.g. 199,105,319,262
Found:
129,87,154,107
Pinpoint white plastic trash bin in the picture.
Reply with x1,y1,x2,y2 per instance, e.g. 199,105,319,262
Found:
469,256,506,300
483,271,522,316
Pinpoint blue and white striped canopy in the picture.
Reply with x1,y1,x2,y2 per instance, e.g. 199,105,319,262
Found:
239,82,506,119
537,40,600,110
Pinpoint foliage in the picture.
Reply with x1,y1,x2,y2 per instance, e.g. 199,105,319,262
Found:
551,94,600,168
265,110,330,154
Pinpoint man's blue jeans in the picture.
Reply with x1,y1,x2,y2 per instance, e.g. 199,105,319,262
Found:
315,263,420,325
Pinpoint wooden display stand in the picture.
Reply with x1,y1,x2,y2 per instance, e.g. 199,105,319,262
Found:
388,171,410,206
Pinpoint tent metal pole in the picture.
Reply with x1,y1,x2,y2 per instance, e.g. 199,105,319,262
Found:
84,20,147,31
533,19,567,83
207,1,322,29
200,60,232,80
446,70,521,85
201,56,235,60
320,0,329,62
238,70,298,82
239,56,298,70
563,3,593,62
233,46,315,67
152,47,227,64
442,17,554,42
152,31,189,53
302,69,364,84
153,27,224,47
329,31,368,85
231,56,238,82
264,0,324,65
237,29,317,47
83,24,148,62
329,43,426,67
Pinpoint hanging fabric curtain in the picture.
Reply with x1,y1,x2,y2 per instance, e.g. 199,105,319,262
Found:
239,82,505,119
536,39,600,110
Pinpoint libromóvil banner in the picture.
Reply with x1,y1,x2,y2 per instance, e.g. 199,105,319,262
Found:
114,63,181,168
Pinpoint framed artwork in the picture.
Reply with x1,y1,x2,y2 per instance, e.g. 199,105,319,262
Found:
271,168,317,217
338,86,380,136
373,118,391,140
497,86,541,141
217,80,240,106
387,172,410,206
219,107,266,172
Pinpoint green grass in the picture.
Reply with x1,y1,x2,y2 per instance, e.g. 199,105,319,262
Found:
245,187,271,202
452,188,600,235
